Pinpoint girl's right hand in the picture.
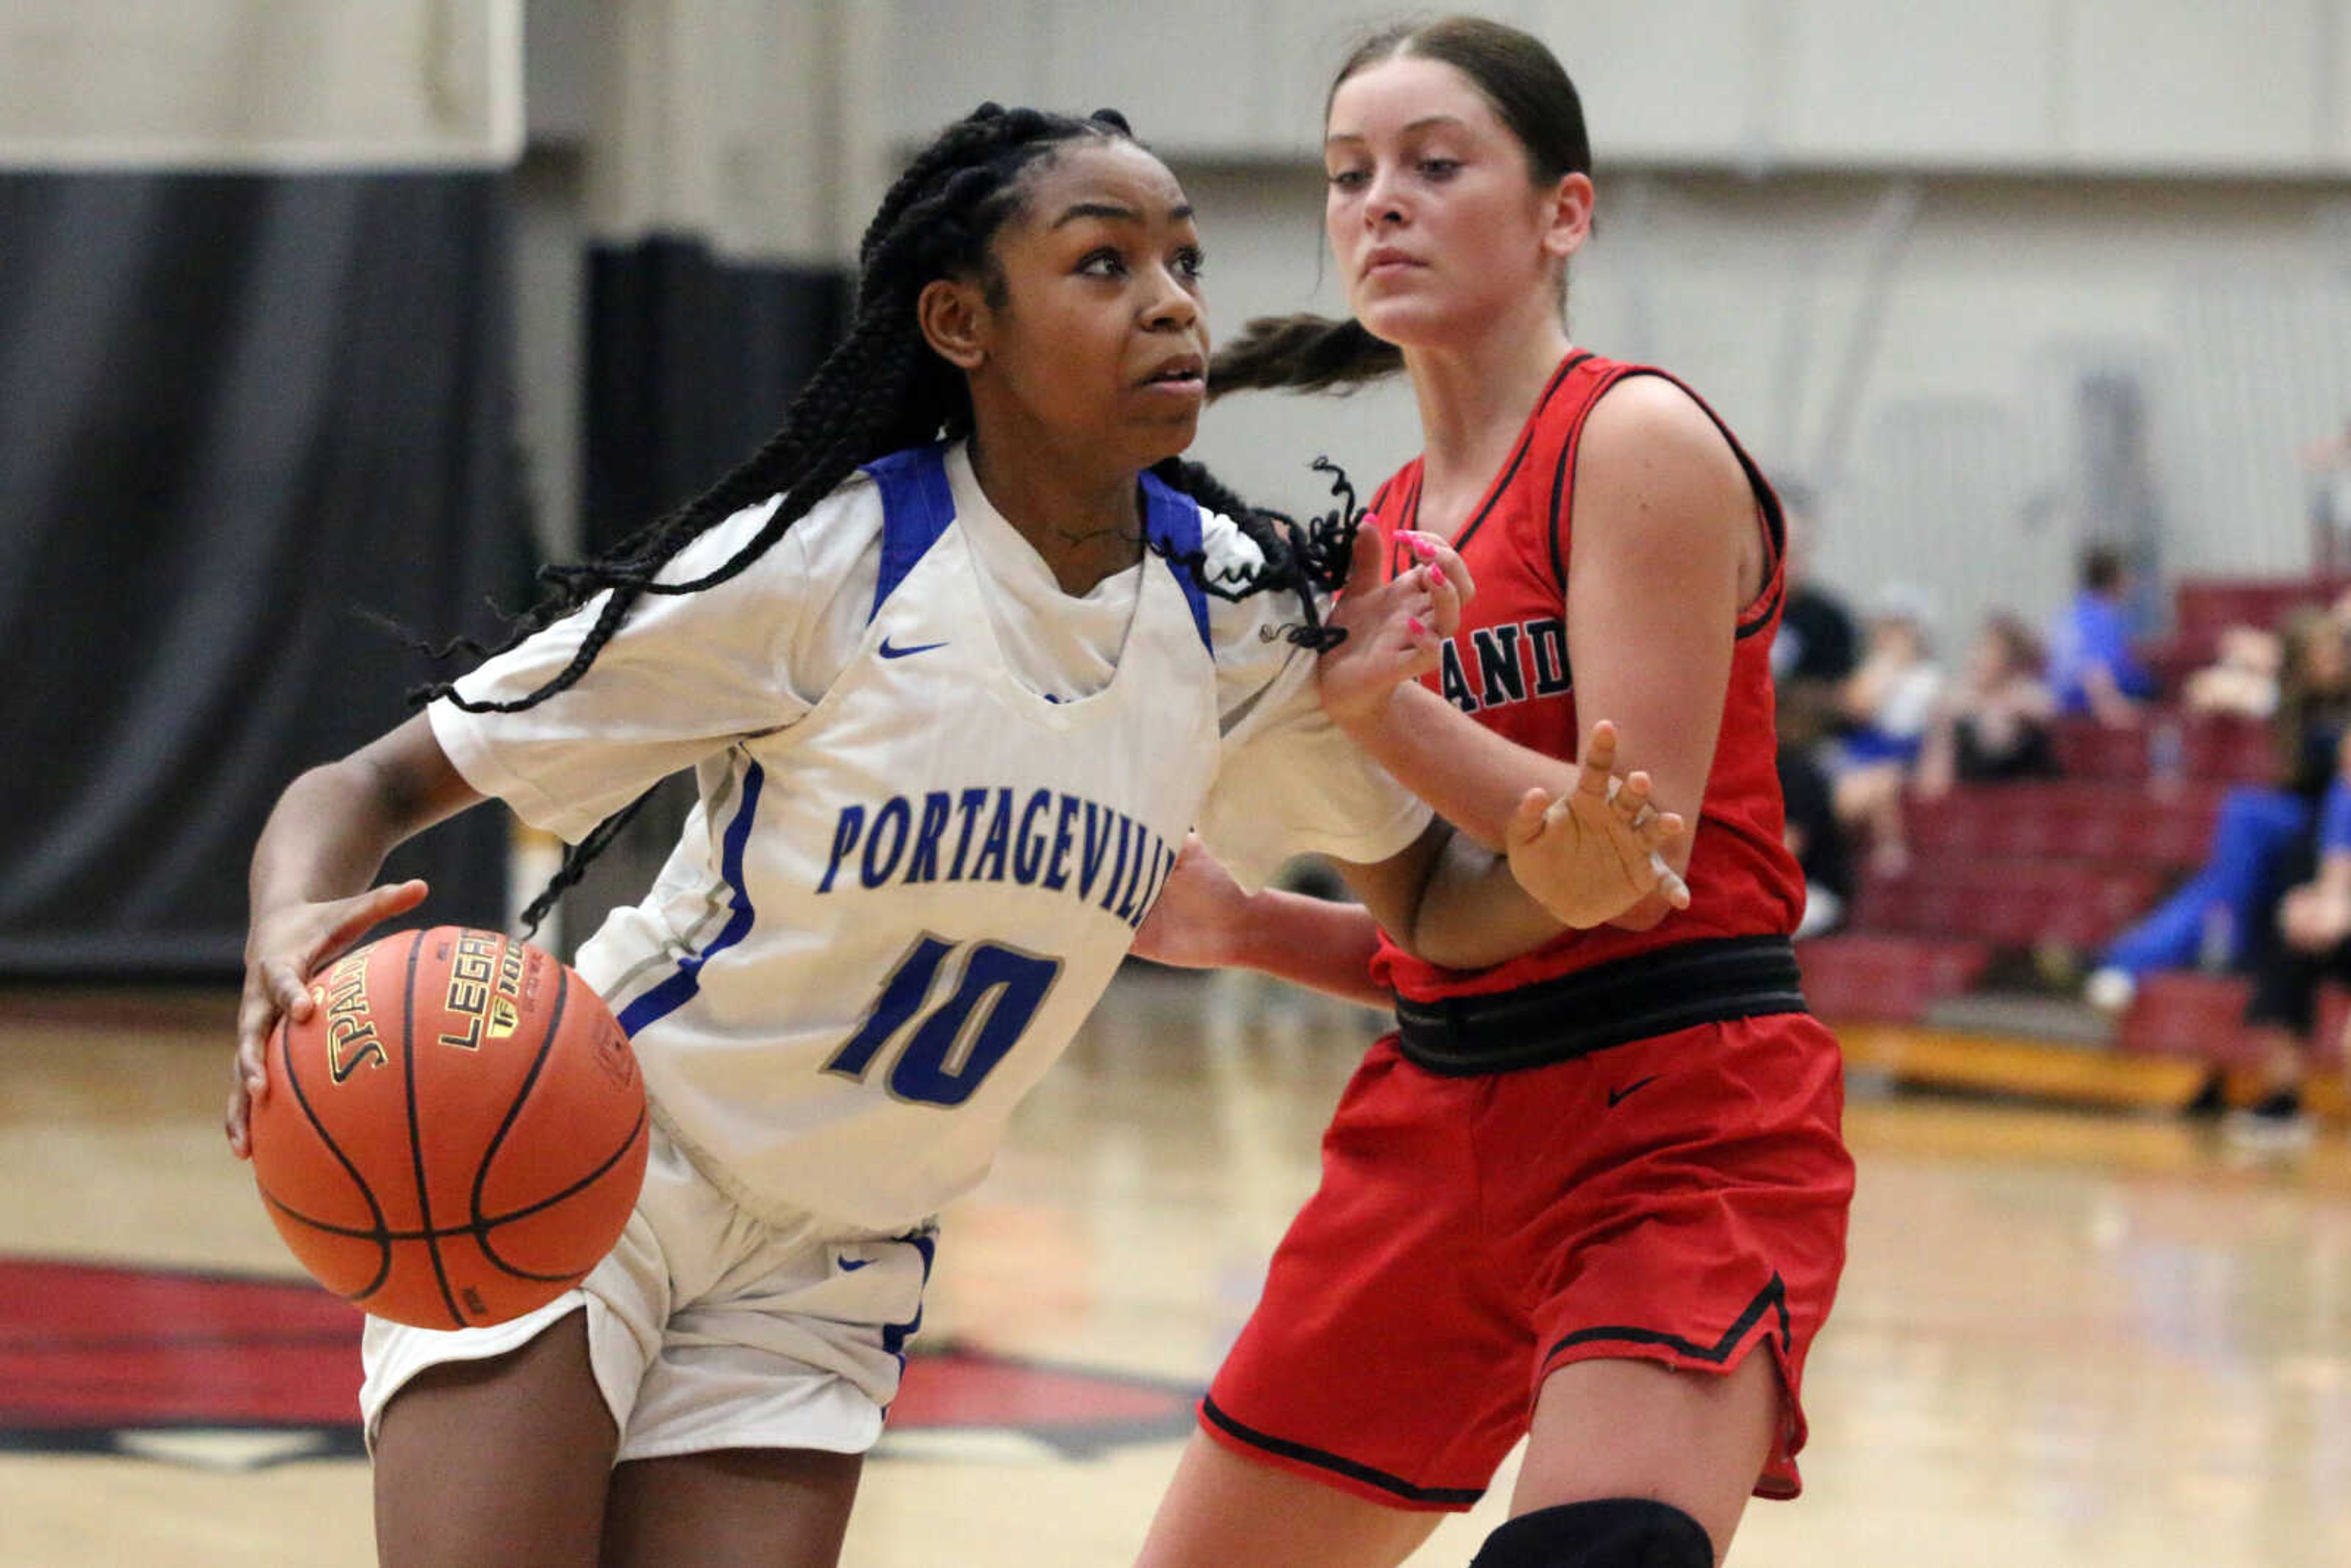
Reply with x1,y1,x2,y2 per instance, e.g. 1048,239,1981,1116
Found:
1317,520,1474,732
227,878,429,1159
1502,720,1692,929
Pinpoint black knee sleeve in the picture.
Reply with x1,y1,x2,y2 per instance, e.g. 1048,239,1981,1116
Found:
1468,1498,1713,1568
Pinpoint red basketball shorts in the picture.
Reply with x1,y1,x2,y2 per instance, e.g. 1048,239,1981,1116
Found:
1200,1012,1853,1508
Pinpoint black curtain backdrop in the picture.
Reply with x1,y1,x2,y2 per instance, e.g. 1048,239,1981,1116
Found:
0,173,532,978
557,236,847,955
582,236,849,554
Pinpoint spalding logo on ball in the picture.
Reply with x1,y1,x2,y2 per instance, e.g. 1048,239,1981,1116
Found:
249,926,650,1330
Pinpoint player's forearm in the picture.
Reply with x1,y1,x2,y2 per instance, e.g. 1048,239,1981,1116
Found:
1403,836,1563,968
249,763,416,918
1221,887,1390,1008
1345,688,1686,936
1342,683,1573,853
249,719,481,919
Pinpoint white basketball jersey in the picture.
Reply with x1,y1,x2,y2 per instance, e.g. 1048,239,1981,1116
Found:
598,444,1221,1228
432,441,1427,1231
468,448,1182,1231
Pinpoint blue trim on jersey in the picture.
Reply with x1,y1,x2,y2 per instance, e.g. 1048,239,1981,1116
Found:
881,1229,937,1366
863,442,958,621
863,443,1210,650
1138,471,1212,651
615,762,766,1037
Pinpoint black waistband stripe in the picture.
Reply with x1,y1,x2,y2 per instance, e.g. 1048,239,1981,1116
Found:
1393,936,1807,1076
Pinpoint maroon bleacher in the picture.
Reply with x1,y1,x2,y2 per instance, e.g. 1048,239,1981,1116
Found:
2115,972,2351,1073
1796,572,2342,1076
2050,717,2147,781
1853,858,2165,951
2176,713,2278,784
1903,780,2225,870
2050,713,2274,786
1795,932,1991,1024
2111,972,2263,1067
2169,577,2350,659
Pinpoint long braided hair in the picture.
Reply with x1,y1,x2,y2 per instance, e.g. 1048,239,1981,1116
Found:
418,103,1356,932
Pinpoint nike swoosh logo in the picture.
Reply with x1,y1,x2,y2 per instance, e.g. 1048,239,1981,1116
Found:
1606,1075,1660,1108
879,637,948,659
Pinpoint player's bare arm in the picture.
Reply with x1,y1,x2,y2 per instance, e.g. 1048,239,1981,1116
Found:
1537,373,1753,929
1311,421,1723,930
1132,833,1390,1007
228,713,482,1156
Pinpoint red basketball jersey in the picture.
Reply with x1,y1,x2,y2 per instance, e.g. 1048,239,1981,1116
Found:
1368,350,1804,1002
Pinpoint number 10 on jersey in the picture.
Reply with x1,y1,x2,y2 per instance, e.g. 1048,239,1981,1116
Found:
822,935,1065,1108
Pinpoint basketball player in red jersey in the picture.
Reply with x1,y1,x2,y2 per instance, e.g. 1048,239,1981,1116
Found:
1129,17,1854,1568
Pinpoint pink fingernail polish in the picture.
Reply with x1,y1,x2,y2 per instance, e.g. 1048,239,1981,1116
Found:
1408,615,1428,636
1407,533,1437,560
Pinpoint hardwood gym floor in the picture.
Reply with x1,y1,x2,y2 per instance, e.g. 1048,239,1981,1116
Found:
5,967,2349,1567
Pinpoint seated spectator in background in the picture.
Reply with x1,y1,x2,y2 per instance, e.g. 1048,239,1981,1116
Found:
2086,603,2351,1030
2229,738,2351,1146
2182,587,2351,721
1780,744,1851,939
1826,590,1944,874
2047,542,2155,724
2182,623,2288,718
1776,675,1854,939
1770,481,1861,704
1913,612,2059,798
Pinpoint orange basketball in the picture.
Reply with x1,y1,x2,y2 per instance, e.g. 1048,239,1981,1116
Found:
249,926,650,1330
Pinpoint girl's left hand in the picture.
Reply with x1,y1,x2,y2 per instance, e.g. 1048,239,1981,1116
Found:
1504,720,1692,929
1317,522,1473,732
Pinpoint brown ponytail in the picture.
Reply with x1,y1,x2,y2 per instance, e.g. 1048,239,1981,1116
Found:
1208,313,1403,399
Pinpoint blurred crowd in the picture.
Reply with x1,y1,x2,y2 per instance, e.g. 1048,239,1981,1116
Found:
1771,460,2351,1146
1771,486,2076,937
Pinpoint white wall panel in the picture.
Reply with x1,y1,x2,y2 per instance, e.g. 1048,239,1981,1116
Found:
2332,0,2351,163
2063,0,2328,171
1042,4,1270,151
1254,4,1428,159
0,0,522,169
1782,0,2058,163
506,0,2351,645
583,0,838,260
852,1,2351,174
1534,0,1763,163
887,0,1052,141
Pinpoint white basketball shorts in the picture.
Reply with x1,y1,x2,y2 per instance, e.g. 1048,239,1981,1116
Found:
358,1125,936,1463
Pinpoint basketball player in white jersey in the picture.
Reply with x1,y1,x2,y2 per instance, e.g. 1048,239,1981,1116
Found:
221,103,1683,1568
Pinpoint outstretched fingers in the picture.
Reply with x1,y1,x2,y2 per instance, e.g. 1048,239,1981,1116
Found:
227,986,277,1160
1605,767,1693,910
226,877,430,1158
1576,720,1622,798
1506,786,1558,850
1503,721,1701,926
